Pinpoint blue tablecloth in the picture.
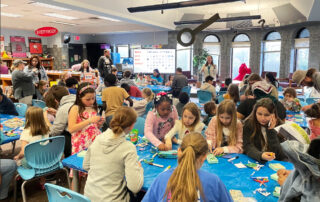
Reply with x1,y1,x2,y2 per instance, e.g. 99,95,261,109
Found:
138,85,171,94
62,138,293,201
285,111,308,128
0,114,25,145
96,96,143,106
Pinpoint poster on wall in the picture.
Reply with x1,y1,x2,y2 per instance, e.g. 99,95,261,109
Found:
10,36,27,57
0,35,4,53
28,37,43,54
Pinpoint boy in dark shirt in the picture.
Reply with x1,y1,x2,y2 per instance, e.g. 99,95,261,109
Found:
0,88,18,116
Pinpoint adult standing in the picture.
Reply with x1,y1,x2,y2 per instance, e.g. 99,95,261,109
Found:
200,55,218,81
24,55,48,85
98,50,113,80
171,67,188,97
11,59,35,105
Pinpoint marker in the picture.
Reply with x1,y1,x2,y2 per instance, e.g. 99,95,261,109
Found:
163,165,171,172
148,162,164,168
228,156,239,162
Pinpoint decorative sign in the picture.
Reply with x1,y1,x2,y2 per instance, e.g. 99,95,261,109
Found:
28,37,43,54
81,73,96,85
35,27,58,37
0,35,4,52
10,36,27,58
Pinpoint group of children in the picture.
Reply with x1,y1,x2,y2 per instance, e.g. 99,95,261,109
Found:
1,68,320,201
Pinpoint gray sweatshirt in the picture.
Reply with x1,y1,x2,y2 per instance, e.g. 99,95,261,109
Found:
313,72,320,93
83,129,144,202
49,94,76,136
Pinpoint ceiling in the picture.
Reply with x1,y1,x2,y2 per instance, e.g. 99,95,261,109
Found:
1,0,319,34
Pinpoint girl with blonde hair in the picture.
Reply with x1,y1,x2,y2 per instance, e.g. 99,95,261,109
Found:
132,88,155,116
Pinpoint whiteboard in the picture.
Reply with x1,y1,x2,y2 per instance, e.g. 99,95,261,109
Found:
133,49,175,74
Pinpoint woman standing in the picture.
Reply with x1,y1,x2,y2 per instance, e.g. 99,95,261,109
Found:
24,55,48,85
201,55,218,81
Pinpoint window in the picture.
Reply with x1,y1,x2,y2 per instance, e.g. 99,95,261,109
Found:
203,35,220,74
176,43,193,72
262,32,281,77
231,34,250,79
117,45,129,63
294,28,309,71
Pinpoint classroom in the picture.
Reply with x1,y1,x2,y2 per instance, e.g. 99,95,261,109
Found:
1,0,320,201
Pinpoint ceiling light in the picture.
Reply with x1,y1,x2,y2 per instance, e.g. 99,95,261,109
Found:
98,16,121,22
0,4,8,7
28,2,71,11
51,21,77,26
44,13,78,20
1,12,22,17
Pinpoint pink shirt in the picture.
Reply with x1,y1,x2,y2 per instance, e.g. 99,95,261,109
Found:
205,116,243,153
0,64,9,74
309,120,320,140
144,106,179,147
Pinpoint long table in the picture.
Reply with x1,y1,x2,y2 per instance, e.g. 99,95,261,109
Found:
0,114,25,145
138,85,171,94
285,111,308,128
96,95,143,106
62,137,293,201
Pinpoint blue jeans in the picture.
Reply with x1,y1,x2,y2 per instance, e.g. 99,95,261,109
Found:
0,159,17,199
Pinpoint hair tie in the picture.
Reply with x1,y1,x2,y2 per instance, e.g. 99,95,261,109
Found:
79,85,95,94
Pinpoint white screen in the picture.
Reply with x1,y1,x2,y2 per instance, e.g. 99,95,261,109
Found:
133,49,175,74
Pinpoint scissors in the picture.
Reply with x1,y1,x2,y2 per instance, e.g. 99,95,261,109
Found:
253,177,269,187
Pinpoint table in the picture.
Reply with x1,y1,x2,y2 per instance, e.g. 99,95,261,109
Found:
0,114,25,146
62,138,293,201
96,95,143,106
285,111,308,128
138,85,171,94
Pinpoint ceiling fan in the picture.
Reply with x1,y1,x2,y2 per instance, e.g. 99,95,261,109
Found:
127,0,246,13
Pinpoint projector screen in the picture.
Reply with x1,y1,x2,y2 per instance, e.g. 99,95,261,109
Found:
133,49,175,74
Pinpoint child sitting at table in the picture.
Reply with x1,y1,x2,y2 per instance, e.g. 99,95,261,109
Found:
121,83,142,98
243,98,287,163
203,101,216,126
305,103,320,140
0,87,18,116
145,92,178,151
280,88,302,112
120,70,137,87
165,102,205,149
35,80,49,100
206,100,243,155
58,71,71,86
135,72,147,85
142,132,232,202
223,84,240,104
175,92,189,117
66,77,79,95
132,88,154,116
83,107,143,202
14,106,50,188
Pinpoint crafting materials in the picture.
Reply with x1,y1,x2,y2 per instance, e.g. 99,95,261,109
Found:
229,190,244,202
151,146,158,153
253,188,270,197
269,163,285,171
146,162,164,168
163,165,171,172
3,118,24,128
234,162,246,168
252,177,269,187
77,150,87,158
222,154,235,159
228,156,239,162
158,150,178,158
270,173,279,181
207,154,218,164
273,186,281,197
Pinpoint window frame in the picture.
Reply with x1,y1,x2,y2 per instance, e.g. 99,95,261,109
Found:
231,34,251,79
262,31,282,77
293,28,310,72
176,43,193,72
203,34,221,75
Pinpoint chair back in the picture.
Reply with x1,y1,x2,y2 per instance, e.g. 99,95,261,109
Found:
45,183,90,202
306,98,320,105
20,136,65,179
14,103,28,117
217,95,224,104
297,97,305,102
181,86,191,96
197,90,212,104
32,99,47,109
134,117,146,135
144,102,154,116
217,91,227,96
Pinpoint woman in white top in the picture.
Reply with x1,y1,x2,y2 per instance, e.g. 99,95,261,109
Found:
201,55,218,81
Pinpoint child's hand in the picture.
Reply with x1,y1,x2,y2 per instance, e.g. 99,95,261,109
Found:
213,147,224,155
158,143,168,151
47,108,57,116
90,116,101,124
98,116,105,125
268,114,277,130
277,169,291,186
14,154,22,161
261,152,276,161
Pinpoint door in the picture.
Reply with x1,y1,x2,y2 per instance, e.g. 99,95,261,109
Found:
68,44,83,67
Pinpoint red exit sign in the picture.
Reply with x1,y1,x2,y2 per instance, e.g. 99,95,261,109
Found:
74,36,80,41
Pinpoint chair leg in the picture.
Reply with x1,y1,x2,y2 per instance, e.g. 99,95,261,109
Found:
63,168,71,189
13,174,19,202
11,141,16,154
21,180,28,202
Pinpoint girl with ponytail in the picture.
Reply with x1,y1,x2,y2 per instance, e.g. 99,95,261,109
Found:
143,132,232,202
83,107,144,202
305,103,320,140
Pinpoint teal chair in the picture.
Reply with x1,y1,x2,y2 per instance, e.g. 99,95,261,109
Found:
14,103,28,117
217,95,224,104
197,90,212,104
13,136,70,202
45,183,90,202
32,99,47,109
134,117,145,136
181,86,191,96
143,102,154,118
297,98,305,102
306,98,320,105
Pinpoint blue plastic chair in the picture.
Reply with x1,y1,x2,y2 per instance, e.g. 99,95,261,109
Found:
217,95,224,104
306,97,320,105
45,183,90,202
32,99,47,109
14,136,70,202
134,117,146,135
14,103,28,117
300,101,308,107
218,91,227,96
181,86,191,96
143,101,154,118
197,90,212,104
